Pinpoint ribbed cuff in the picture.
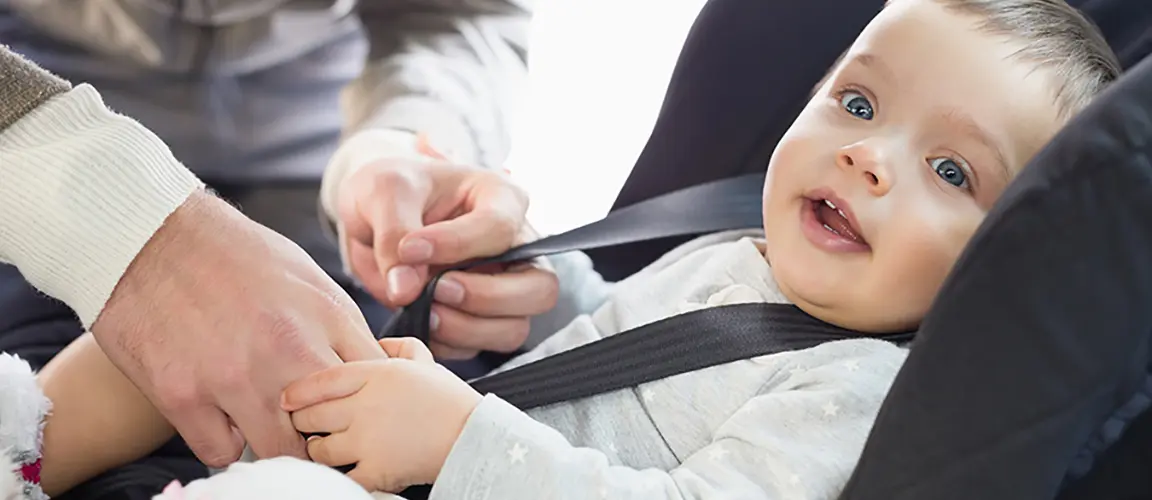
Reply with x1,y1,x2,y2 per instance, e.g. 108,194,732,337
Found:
0,84,204,327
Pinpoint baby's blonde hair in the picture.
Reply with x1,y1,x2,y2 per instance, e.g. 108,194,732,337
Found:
932,0,1120,118
814,0,1121,116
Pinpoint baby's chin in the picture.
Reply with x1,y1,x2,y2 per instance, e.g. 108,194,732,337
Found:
771,267,919,334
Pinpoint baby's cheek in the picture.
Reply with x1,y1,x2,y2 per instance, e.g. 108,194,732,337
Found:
885,217,979,301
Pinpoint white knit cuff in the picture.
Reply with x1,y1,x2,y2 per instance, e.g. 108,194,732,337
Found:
0,84,204,327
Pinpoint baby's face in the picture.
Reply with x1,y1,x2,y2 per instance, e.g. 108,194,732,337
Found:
763,0,1065,332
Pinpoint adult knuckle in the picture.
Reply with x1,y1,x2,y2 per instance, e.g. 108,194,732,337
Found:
498,320,531,353
213,357,253,392
258,309,308,345
489,209,521,240
368,164,422,197
253,309,326,368
157,377,201,412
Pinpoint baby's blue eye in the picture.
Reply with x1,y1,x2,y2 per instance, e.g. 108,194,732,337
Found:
840,91,874,120
930,157,968,188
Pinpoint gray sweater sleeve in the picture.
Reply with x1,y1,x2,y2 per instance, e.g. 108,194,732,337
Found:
430,340,908,500
347,0,533,170
0,45,70,132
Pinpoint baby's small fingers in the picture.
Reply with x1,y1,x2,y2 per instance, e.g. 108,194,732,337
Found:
376,338,435,363
290,397,354,434
306,433,359,468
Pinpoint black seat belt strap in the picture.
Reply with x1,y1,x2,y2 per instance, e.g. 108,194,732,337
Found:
471,302,913,410
380,172,768,345
379,172,914,410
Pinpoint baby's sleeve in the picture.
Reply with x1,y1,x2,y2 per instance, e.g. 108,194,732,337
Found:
431,340,908,500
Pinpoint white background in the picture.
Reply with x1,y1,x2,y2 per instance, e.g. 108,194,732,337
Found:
505,0,709,236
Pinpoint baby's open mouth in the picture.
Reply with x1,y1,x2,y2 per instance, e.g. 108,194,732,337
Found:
811,198,867,246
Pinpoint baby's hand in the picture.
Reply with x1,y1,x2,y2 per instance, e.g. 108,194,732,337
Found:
280,338,482,493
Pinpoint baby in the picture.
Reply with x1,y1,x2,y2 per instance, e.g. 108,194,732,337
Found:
0,0,1121,498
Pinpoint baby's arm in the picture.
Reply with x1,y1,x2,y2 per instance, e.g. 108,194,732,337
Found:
432,340,908,500
36,333,176,496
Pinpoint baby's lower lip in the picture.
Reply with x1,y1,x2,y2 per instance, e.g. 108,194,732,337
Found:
799,199,871,253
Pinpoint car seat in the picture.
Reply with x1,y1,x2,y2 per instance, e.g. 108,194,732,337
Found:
585,0,1152,499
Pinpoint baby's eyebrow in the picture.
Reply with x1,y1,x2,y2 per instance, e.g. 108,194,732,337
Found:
940,109,1010,183
851,53,898,88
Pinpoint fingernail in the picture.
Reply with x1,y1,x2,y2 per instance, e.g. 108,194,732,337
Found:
434,279,465,305
429,311,441,332
399,238,434,262
386,266,419,299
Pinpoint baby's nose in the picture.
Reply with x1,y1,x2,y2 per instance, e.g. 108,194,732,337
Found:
836,145,893,196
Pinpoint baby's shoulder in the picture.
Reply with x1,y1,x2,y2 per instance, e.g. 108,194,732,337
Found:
755,338,910,395
613,229,770,294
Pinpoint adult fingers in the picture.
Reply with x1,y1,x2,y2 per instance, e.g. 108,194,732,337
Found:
281,362,374,412
223,389,307,460
306,433,360,467
428,340,481,361
433,265,558,318
325,299,388,363
367,170,434,306
428,304,531,354
347,240,392,305
290,397,354,434
166,404,246,468
401,179,528,265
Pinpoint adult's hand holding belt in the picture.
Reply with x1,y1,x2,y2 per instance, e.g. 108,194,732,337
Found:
322,129,559,361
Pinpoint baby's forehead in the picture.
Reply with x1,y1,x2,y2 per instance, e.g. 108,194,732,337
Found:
842,1,1065,169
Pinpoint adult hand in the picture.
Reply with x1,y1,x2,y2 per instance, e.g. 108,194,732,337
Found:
91,190,386,468
335,157,559,359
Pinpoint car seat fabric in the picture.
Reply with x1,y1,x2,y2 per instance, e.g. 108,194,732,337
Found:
837,52,1152,500
1067,0,1152,70
591,1,1152,494
584,0,885,281
593,0,1152,284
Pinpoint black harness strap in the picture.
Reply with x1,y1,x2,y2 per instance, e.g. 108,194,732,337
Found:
380,172,913,410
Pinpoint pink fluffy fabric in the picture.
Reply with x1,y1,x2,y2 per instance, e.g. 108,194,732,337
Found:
0,354,49,500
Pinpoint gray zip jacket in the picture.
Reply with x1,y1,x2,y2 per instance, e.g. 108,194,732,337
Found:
1,0,532,179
